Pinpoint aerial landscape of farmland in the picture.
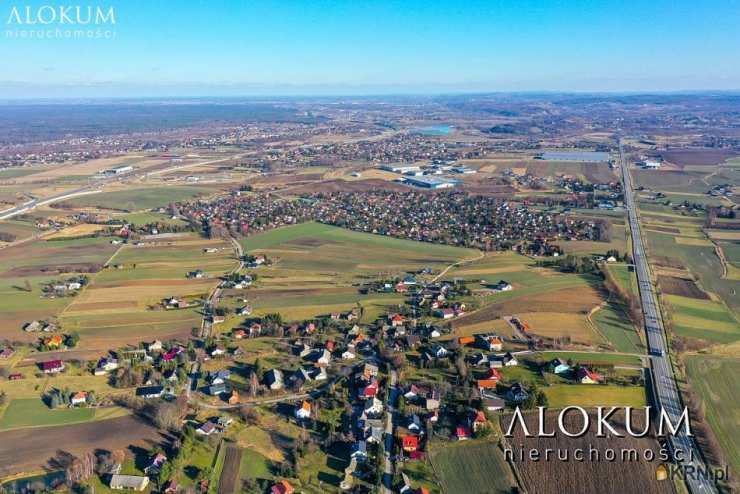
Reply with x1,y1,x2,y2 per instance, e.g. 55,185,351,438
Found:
0,2,738,494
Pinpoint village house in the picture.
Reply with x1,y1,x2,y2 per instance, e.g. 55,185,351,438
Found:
147,340,163,352
351,440,368,461
507,383,529,403
361,380,379,400
472,411,488,432
271,480,294,494
402,435,419,453
576,367,604,384
482,396,506,411
435,308,455,319
430,343,448,358
40,359,64,374
390,314,405,327
548,358,570,375
363,397,384,418
208,382,230,396
228,390,240,405
109,475,149,491
94,357,119,375
477,334,503,351
136,386,164,399
456,425,472,440
197,421,218,436
265,369,284,390
0,347,15,359
295,400,312,420
144,453,167,475
70,391,88,406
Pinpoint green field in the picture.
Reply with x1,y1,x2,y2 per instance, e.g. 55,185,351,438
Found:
117,211,189,226
646,230,739,312
239,222,477,321
60,185,218,211
0,399,96,430
0,167,45,179
666,295,740,344
543,384,647,408
685,356,740,475
606,263,637,296
429,440,517,494
0,236,120,341
240,449,273,481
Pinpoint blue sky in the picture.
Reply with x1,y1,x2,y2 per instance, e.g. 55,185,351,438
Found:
2,0,739,97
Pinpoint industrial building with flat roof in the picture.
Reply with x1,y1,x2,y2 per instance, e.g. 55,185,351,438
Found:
379,164,422,174
404,176,459,189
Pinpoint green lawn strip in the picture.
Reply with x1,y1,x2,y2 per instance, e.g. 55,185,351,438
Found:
543,384,647,408
592,304,644,353
0,398,96,431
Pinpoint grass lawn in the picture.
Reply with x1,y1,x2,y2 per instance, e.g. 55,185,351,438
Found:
685,356,740,475
429,440,517,494
543,384,647,408
401,456,441,494
239,448,273,481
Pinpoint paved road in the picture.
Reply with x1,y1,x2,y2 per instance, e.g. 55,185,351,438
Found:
0,187,102,220
382,370,399,494
619,140,716,494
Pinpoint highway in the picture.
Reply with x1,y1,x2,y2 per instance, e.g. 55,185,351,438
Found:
0,187,103,220
618,140,717,494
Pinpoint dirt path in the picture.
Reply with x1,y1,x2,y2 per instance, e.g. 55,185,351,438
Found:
710,239,730,279
59,243,124,316
432,250,486,282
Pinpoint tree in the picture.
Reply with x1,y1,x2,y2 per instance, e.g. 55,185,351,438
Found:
536,390,548,407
